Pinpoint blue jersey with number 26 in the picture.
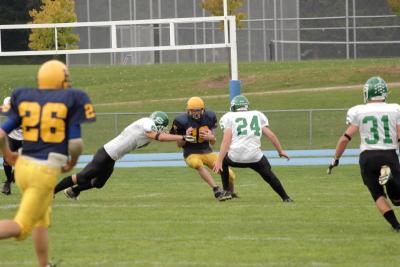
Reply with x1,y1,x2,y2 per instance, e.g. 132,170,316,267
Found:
3,87,96,159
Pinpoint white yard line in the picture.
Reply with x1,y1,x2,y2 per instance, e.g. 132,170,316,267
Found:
94,82,400,107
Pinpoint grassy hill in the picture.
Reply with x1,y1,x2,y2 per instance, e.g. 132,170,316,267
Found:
1,58,399,152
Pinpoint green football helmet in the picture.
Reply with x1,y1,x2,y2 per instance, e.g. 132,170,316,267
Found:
230,95,249,112
150,111,169,132
363,76,388,103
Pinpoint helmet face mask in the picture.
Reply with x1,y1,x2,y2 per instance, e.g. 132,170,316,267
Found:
38,60,71,90
187,96,205,120
188,108,204,120
150,111,169,132
363,76,388,103
230,95,249,112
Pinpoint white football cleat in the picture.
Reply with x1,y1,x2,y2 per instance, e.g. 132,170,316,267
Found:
379,165,391,185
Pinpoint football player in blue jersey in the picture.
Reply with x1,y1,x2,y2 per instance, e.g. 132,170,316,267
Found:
0,60,96,267
170,96,236,200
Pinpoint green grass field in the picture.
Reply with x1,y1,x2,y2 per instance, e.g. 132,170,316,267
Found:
2,166,400,267
1,58,400,266
3,58,400,152
1,58,400,112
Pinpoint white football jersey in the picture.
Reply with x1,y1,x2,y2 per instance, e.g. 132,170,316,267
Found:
220,110,268,163
346,102,400,152
103,117,157,160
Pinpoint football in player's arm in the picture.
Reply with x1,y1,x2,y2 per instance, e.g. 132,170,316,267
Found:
54,111,194,200
213,95,292,202
170,96,237,200
0,60,96,267
328,76,400,232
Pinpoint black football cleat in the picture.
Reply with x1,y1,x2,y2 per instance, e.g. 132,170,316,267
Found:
1,182,11,195
47,259,62,267
63,187,79,200
213,186,223,199
283,197,293,203
231,192,240,199
218,190,232,201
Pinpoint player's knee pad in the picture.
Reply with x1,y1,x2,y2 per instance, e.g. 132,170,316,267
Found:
185,156,203,169
91,178,106,188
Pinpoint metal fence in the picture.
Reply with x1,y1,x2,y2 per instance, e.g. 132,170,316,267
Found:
0,108,361,154
72,108,353,154
68,0,399,64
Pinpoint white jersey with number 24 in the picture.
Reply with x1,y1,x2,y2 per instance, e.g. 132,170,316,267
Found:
346,102,400,152
219,110,268,163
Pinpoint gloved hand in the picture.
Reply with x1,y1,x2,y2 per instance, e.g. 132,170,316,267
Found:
183,135,196,142
327,158,339,174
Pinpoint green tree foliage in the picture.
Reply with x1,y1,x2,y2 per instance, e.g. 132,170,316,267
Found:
29,0,79,50
388,0,400,15
201,0,246,29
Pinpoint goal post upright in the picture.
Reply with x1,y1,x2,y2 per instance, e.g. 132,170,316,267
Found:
224,0,241,101
0,10,240,100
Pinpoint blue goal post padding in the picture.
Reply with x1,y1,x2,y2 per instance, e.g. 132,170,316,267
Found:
229,80,241,101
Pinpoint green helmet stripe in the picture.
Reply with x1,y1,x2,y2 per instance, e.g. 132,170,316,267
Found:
230,95,249,112
150,111,169,132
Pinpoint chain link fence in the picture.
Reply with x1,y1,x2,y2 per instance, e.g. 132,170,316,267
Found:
0,108,361,154
69,0,400,65
75,108,358,154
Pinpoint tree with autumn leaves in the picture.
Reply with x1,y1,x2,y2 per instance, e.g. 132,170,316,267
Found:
201,0,246,77
201,0,246,29
388,0,400,15
29,0,79,50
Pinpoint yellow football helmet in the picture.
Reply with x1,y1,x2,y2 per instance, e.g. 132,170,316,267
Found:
187,96,204,110
187,96,205,120
37,60,71,89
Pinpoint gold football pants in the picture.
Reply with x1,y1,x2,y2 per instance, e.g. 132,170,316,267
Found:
13,156,60,240
185,153,236,182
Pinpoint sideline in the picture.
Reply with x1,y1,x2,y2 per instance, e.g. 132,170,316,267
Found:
74,149,361,168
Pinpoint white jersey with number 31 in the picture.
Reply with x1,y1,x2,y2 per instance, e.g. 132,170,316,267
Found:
346,102,400,152
220,110,268,163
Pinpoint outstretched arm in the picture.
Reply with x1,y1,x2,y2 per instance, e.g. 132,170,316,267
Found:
176,127,194,147
262,127,289,159
145,131,194,142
